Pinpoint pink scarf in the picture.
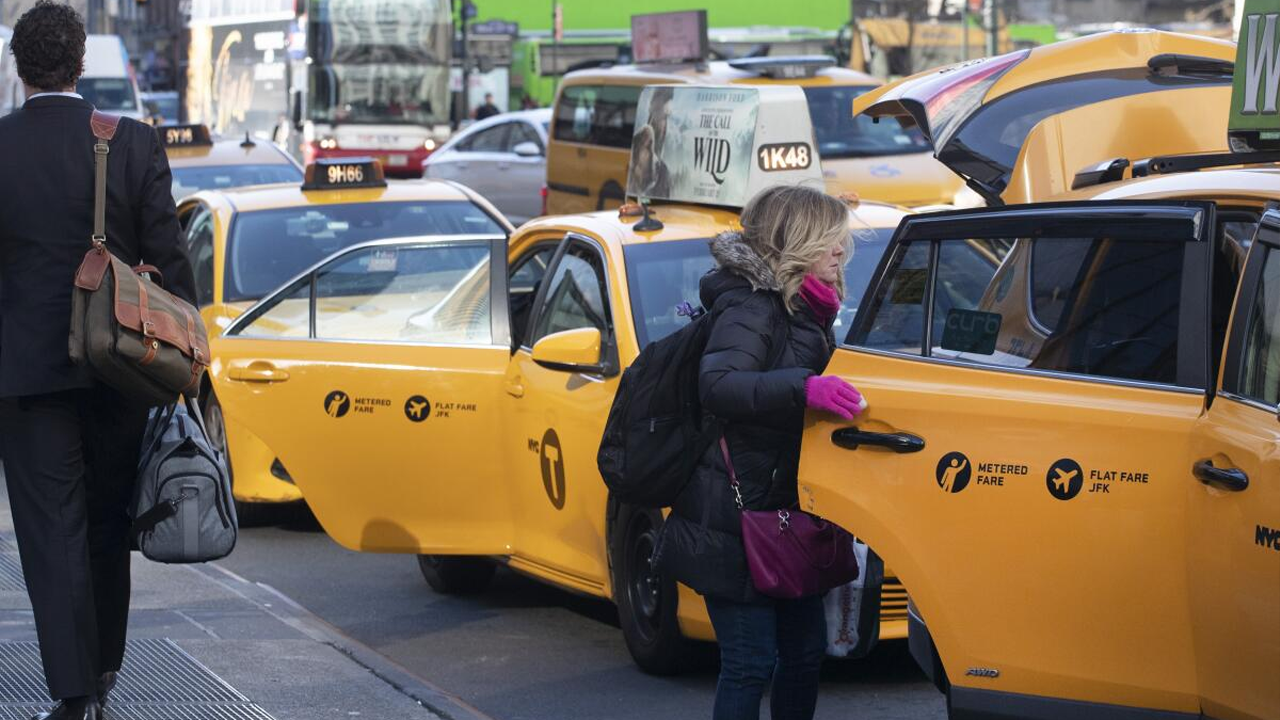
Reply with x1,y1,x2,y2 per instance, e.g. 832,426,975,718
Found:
799,274,840,323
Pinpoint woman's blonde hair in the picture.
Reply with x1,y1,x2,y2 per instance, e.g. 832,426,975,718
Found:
738,185,851,312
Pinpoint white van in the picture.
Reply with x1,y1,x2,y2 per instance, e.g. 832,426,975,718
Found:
0,26,24,115
77,35,144,118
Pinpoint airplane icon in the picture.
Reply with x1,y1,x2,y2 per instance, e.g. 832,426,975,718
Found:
405,397,429,421
1050,467,1078,493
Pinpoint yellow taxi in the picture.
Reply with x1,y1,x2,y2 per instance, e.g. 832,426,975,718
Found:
159,124,304,202
852,30,1237,206
185,158,512,521
208,87,914,673
793,26,1279,720
546,56,966,214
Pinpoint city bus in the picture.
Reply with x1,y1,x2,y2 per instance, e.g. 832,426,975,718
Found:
184,0,452,178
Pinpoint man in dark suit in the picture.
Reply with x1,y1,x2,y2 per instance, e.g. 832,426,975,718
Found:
0,4,195,719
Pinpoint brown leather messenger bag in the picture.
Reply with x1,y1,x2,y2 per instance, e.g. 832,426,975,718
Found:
68,111,209,406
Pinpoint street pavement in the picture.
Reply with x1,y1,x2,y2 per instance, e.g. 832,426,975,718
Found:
0,470,487,720
219,504,948,720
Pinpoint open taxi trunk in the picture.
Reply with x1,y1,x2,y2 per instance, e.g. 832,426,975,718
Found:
852,30,1237,205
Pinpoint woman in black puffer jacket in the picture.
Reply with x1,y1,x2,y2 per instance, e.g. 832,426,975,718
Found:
657,185,866,720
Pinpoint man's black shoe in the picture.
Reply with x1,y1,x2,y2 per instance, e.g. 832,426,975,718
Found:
29,696,101,720
96,672,117,706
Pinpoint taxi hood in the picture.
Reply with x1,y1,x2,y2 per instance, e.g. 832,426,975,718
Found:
853,30,1236,204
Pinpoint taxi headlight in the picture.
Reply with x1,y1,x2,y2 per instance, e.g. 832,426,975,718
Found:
423,138,437,151
318,137,338,150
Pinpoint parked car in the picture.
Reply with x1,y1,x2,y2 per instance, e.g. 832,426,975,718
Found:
423,108,551,226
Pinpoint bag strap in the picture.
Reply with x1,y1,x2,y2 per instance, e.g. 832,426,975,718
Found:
89,111,121,249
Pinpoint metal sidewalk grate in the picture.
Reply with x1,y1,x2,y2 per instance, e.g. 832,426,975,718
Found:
0,704,275,720
0,639,274,719
0,553,25,593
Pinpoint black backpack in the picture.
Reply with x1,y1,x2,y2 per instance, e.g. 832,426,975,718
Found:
597,292,785,508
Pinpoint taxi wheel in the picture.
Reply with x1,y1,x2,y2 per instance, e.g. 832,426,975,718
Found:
416,555,495,595
202,390,272,527
612,504,687,676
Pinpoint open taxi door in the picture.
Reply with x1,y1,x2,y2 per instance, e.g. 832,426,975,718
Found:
853,30,1236,204
1185,210,1280,720
797,200,1218,715
208,234,514,553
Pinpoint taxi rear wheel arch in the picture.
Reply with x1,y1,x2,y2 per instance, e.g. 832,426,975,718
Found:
416,555,496,595
200,383,275,527
608,500,689,676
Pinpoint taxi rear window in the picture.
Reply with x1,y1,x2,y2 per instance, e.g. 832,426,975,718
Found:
171,165,304,201
223,201,503,302
623,228,894,348
552,84,643,148
803,86,928,159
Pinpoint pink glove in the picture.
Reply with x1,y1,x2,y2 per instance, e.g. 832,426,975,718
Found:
805,375,866,420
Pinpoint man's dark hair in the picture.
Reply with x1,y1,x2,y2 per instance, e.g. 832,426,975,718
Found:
10,1,86,91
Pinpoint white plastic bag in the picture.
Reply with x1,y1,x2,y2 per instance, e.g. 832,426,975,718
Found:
824,539,871,657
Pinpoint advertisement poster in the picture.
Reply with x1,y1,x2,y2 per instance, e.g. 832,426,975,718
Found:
630,10,708,64
628,86,759,206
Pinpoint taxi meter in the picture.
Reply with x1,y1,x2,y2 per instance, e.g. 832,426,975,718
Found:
626,85,825,206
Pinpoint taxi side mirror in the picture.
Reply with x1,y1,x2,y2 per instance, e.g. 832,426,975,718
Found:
513,141,542,158
531,328,604,374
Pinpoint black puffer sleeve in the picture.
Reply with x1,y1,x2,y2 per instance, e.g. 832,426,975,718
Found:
698,293,812,422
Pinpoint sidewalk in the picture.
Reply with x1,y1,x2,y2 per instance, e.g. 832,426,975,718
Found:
0,469,491,720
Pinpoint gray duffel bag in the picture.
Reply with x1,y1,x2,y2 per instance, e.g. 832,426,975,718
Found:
132,397,237,563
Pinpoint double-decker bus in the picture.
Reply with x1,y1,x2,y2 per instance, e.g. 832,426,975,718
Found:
185,0,451,178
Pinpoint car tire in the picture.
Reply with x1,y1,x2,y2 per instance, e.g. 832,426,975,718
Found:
416,555,496,595
611,503,688,676
202,390,274,527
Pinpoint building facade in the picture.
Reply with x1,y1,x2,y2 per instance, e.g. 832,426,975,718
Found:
2,0,185,90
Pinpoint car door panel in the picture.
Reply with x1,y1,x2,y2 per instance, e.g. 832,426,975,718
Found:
1187,214,1280,720
502,235,619,591
210,236,514,554
798,202,1215,712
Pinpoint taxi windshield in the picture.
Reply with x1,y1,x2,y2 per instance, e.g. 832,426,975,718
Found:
170,165,304,201
224,201,502,302
623,227,895,348
803,86,929,160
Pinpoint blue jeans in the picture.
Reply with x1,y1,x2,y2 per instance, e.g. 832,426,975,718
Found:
704,594,827,720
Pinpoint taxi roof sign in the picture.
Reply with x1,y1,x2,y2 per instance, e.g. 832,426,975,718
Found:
302,157,388,191
158,124,212,148
626,85,824,209
1231,0,1280,150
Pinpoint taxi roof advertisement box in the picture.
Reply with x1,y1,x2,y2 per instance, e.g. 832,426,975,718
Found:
626,85,824,208
1231,0,1280,150
631,10,708,65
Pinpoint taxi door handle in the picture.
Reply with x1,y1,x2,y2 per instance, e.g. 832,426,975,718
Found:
1193,459,1248,492
504,378,525,398
227,361,290,383
831,428,925,453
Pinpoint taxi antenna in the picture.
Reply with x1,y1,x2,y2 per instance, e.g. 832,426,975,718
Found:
632,200,664,232
240,132,256,148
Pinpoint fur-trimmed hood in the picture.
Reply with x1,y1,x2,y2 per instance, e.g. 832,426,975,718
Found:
707,231,780,292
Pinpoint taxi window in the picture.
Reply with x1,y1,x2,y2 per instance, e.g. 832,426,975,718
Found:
1236,244,1280,406
170,165,304,201
315,244,493,344
624,228,895,348
224,201,503,303
803,86,928,159
855,233,1196,387
185,208,216,307
552,84,642,149
234,241,495,346
530,242,610,344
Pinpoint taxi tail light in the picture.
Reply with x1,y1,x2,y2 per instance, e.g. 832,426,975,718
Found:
540,184,548,216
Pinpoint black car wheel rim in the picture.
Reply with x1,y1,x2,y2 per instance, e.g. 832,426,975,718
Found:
626,514,662,643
